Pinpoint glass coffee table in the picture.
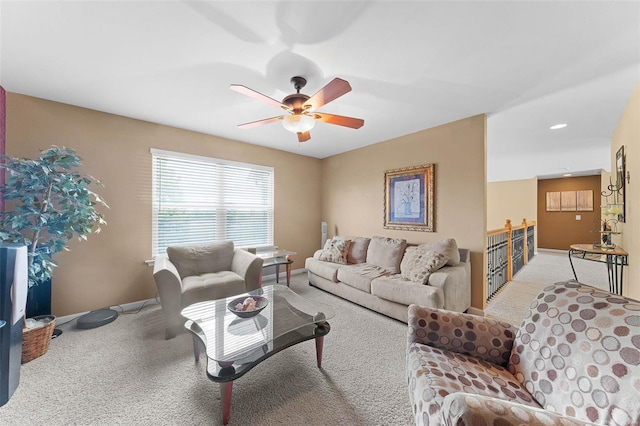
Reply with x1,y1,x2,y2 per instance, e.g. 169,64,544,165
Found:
181,285,335,425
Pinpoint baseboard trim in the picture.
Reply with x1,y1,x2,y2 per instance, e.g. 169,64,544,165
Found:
56,268,309,324
537,248,566,254
467,307,484,316
56,298,159,325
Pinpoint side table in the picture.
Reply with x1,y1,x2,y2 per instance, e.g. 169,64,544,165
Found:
256,249,296,287
568,243,629,295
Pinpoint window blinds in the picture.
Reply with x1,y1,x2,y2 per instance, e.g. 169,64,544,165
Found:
151,149,274,255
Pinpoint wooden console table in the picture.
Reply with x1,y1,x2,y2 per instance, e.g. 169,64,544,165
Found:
568,244,628,295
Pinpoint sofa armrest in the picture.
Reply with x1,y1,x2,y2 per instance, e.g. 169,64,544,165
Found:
231,249,264,291
440,393,593,426
407,305,517,367
428,261,471,312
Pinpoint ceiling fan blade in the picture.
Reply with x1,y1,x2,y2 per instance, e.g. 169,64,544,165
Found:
297,131,311,142
304,78,352,111
314,113,364,129
230,84,291,111
237,116,284,129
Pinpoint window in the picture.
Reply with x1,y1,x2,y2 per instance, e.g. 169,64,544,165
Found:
151,149,274,256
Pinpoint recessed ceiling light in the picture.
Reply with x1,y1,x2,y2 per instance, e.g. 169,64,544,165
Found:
550,123,567,130
563,173,572,177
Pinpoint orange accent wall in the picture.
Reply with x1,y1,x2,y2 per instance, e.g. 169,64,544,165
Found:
537,176,602,250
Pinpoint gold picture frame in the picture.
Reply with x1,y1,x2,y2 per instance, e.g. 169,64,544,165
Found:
384,164,434,232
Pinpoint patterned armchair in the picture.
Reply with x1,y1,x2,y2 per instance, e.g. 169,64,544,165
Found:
406,280,640,425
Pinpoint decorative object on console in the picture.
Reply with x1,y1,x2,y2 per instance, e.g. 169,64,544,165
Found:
384,164,435,232
230,76,364,143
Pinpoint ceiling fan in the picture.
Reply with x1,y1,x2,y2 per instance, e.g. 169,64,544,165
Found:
230,76,364,142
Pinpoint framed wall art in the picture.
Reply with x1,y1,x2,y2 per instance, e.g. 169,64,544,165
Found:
383,163,434,232
546,191,561,212
576,190,593,211
561,191,577,211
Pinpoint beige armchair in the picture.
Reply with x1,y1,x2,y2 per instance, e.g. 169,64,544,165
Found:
153,240,264,339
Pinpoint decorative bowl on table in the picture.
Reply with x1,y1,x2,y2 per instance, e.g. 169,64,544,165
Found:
227,296,269,318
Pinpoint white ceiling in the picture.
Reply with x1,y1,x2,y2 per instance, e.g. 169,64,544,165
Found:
1,1,638,182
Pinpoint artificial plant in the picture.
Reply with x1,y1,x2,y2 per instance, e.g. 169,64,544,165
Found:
0,146,108,288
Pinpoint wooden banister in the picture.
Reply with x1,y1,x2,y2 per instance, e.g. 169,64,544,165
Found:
486,218,537,301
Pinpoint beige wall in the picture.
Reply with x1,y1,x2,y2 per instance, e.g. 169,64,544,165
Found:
611,81,639,300
322,115,487,309
6,93,322,316
487,178,537,232
7,93,487,314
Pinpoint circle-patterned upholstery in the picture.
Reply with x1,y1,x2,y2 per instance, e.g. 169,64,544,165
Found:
509,280,640,424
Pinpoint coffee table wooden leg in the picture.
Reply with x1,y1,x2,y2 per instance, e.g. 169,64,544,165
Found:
221,381,233,425
315,336,324,368
286,263,292,287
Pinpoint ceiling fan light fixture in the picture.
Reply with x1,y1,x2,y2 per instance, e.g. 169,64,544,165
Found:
282,114,315,133
550,123,567,130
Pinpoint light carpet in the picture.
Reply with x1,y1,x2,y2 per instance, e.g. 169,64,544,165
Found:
484,250,609,326
0,275,413,426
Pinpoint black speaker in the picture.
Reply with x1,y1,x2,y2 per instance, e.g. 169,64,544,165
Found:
0,244,28,406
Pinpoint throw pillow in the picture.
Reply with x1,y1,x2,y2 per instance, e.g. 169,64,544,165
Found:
347,237,371,264
400,247,449,284
318,237,351,264
419,238,460,266
366,236,407,274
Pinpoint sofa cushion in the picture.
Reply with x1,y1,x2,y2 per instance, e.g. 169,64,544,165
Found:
167,241,235,279
366,236,407,273
318,237,351,264
347,237,370,264
337,263,390,293
400,247,449,284
305,257,342,282
407,343,540,426
181,271,245,306
371,275,444,308
510,280,640,424
419,238,460,266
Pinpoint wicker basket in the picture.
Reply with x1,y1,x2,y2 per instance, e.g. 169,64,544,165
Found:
22,315,56,364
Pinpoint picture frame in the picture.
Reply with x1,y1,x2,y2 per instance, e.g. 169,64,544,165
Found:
560,191,577,211
384,164,434,232
576,190,593,211
546,191,561,212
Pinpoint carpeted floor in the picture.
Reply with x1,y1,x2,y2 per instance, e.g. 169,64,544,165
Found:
1,250,613,424
484,249,609,326
0,274,413,426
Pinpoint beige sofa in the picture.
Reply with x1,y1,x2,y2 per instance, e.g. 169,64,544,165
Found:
406,280,640,425
153,240,263,339
305,236,471,322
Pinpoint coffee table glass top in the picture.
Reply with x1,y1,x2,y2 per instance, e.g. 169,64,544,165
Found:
181,285,335,365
